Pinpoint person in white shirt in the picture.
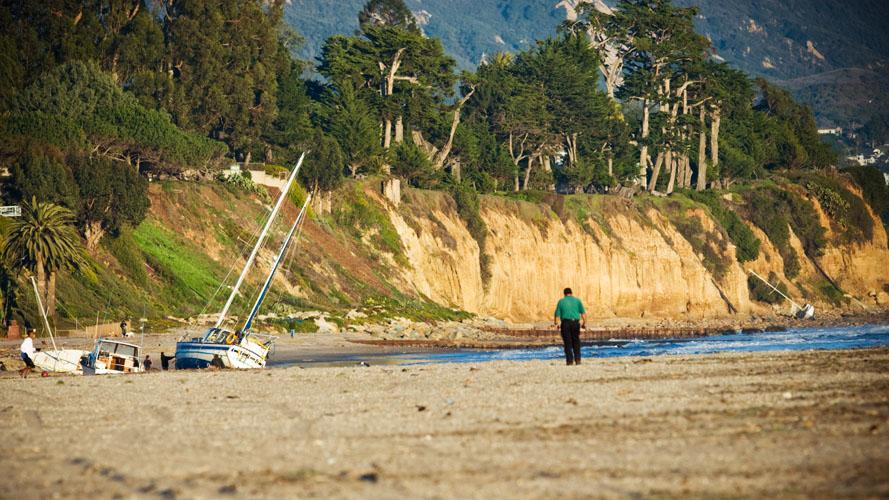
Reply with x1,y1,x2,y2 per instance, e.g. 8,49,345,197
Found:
19,330,36,378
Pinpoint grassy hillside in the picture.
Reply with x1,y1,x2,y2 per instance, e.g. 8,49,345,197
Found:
9,168,886,333
10,178,470,334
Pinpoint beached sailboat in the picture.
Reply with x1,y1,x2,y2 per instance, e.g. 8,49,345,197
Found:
28,276,86,374
175,154,310,369
748,269,815,319
80,338,142,374
28,275,143,375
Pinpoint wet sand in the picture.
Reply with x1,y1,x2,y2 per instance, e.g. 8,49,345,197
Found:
1,347,888,499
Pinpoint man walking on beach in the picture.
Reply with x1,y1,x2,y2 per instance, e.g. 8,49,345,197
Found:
554,288,586,365
19,330,36,378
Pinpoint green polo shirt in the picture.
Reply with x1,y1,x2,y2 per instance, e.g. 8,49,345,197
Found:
554,295,585,320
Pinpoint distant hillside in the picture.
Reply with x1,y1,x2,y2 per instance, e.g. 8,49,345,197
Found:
283,0,568,69
283,0,889,125
674,0,889,126
679,0,889,80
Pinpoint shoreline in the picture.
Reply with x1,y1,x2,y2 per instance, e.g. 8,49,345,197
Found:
1,347,887,498
1,312,887,373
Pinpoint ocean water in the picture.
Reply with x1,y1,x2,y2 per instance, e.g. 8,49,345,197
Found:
285,324,889,367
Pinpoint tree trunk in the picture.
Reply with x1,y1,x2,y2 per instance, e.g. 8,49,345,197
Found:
452,161,461,183
696,107,707,190
710,107,721,172
394,116,404,144
431,86,475,170
679,87,690,189
523,156,535,190
47,271,56,318
603,62,622,102
666,153,677,194
648,152,664,193
565,133,578,166
608,157,613,178
683,155,693,188
378,48,405,151
84,221,104,251
640,100,650,188
509,132,529,192
36,252,46,312
383,119,392,149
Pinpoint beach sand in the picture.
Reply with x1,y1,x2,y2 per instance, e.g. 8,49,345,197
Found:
1,347,888,499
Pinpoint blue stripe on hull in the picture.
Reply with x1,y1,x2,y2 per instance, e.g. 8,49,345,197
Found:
175,342,232,369
176,357,212,370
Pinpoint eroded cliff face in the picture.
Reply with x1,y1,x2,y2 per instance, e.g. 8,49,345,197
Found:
386,189,889,323
812,188,889,301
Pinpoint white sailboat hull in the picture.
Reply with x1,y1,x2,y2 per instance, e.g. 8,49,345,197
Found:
31,350,86,374
175,331,271,369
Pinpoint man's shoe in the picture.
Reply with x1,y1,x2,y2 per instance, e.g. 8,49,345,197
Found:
566,360,573,365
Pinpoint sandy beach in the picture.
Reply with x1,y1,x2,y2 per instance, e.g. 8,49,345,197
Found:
1,344,888,499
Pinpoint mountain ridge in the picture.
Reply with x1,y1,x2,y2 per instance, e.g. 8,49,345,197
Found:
283,0,889,126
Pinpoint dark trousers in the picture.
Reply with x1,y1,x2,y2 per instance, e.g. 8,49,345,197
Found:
21,353,35,368
560,319,581,364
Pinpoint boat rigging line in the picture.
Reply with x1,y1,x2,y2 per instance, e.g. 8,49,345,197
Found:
214,152,305,329
244,194,311,332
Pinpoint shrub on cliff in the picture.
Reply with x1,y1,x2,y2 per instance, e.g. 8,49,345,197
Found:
790,172,873,243
217,171,271,204
843,165,889,237
748,271,787,304
332,185,405,263
448,184,491,286
680,190,760,263
742,186,825,279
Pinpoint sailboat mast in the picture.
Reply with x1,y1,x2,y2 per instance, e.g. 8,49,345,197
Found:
747,269,801,309
214,153,305,329
30,276,59,353
243,194,311,332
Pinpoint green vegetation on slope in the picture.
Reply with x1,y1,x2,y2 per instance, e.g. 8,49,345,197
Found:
133,219,227,314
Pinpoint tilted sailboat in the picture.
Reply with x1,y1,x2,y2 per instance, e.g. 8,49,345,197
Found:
28,275,143,375
748,269,815,319
28,276,86,374
175,154,310,369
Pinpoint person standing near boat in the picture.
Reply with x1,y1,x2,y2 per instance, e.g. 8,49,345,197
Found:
19,330,37,378
554,288,586,365
120,319,129,337
160,352,175,370
211,355,225,369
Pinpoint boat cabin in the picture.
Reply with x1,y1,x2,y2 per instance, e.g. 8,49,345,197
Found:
81,340,142,374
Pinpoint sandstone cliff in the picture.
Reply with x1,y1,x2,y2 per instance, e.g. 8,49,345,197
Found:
384,188,889,323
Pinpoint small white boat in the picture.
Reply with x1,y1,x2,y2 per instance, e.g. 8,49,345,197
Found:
175,154,310,370
80,339,142,375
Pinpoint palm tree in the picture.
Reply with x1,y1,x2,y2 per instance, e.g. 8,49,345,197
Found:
2,197,83,318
